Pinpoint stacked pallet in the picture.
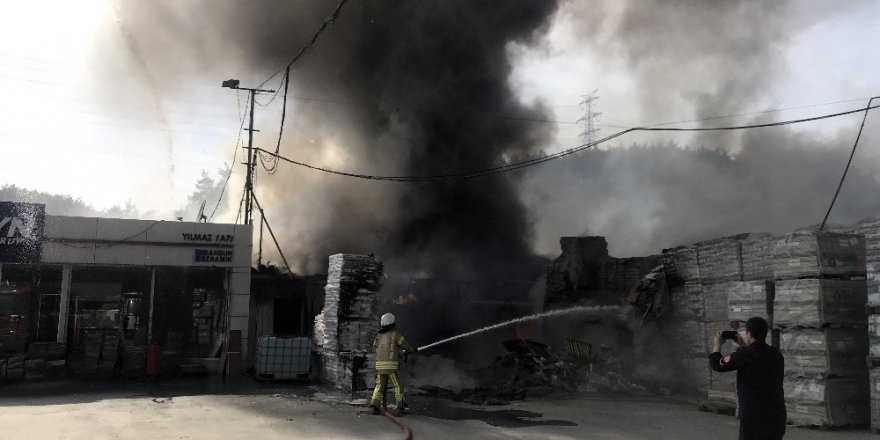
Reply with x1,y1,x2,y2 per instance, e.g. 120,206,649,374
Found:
0,354,24,379
664,233,777,409
24,342,67,379
837,217,880,432
69,329,119,378
741,233,775,281
699,236,747,412
318,254,382,391
669,283,709,395
773,231,869,428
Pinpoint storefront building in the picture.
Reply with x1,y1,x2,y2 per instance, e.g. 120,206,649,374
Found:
0,201,251,378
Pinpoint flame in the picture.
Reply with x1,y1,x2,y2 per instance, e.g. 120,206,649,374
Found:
394,294,417,305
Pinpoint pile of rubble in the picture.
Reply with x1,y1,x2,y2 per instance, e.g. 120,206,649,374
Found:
445,339,650,405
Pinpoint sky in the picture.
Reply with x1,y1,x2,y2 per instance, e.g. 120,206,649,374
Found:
0,0,879,265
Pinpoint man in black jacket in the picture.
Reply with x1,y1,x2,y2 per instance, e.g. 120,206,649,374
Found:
709,317,787,440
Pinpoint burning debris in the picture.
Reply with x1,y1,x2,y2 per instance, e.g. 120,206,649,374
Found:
428,338,652,406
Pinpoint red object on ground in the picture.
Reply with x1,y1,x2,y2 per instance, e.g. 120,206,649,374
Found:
146,343,161,376
382,379,414,440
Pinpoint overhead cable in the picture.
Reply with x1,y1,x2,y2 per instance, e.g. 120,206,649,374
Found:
255,0,349,90
253,0,348,179
254,103,880,182
820,96,879,230
259,67,290,174
251,193,296,277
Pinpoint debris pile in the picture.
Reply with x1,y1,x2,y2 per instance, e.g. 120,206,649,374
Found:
445,339,649,405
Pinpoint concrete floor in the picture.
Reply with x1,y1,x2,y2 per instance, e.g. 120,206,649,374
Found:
0,377,873,439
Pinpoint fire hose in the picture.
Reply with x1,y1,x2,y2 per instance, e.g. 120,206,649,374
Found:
381,380,413,440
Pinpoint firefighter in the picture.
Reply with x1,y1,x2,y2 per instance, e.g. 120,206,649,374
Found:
370,312,416,415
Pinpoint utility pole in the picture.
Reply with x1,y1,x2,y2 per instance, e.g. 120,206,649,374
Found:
577,90,602,148
222,79,275,226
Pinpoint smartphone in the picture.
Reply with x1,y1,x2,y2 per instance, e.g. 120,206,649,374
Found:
721,330,738,340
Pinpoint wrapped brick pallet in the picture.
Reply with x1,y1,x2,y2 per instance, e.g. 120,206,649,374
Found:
670,283,704,321
669,281,709,395
727,281,773,323
702,283,731,322
318,254,383,391
871,366,880,432
672,321,708,357
662,246,701,286
697,236,744,284
772,231,866,280
869,314,880,358
774,279,866,328
741,233,775,281
708,368,737,411
843,218,880,305
780,329,868,377
784,377,869,427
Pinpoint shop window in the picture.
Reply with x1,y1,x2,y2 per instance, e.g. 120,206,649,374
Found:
0,264,62,353
153,267,227,360
67,267,150,376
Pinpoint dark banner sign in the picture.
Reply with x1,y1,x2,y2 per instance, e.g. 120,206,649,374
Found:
194,248,233,263
0,202,45,263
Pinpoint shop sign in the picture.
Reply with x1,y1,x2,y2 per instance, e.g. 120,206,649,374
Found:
0,202,45,263
194,248,233,263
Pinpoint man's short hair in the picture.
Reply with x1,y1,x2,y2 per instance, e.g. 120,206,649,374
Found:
746,317,769,342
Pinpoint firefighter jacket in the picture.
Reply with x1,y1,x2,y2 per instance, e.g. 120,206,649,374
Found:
373,328,413,372
709,341,786,439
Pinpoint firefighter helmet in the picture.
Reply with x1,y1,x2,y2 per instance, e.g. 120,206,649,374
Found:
380,313,395,327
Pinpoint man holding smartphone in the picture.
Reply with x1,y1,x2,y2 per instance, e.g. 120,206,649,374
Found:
709,317,787,440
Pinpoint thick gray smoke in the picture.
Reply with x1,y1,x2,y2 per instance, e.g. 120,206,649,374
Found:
520,0,880,257
104,0,560,277
93,0,879,271
522,123,880,258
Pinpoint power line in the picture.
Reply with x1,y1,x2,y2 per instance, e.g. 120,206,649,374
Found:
253,103,879,182
252,193,295,277
259,67,290,175
820,96,878,230
255,0,349,90
244,89,875,129
250,0,348,181
641,97,873,128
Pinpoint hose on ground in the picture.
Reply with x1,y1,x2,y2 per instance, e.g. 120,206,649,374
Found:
382,409,413,440
382,382,413,440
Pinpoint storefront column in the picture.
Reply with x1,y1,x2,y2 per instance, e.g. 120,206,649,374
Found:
56,264,72,343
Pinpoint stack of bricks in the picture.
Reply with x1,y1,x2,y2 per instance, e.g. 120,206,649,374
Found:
773,231,870,428
832,216,880,432
664,233,777,411
318,254,382,392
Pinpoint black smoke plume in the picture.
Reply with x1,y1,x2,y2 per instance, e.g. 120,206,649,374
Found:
105,1,561,279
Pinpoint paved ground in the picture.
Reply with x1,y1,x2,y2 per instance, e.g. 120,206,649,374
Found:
0,377,873,439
